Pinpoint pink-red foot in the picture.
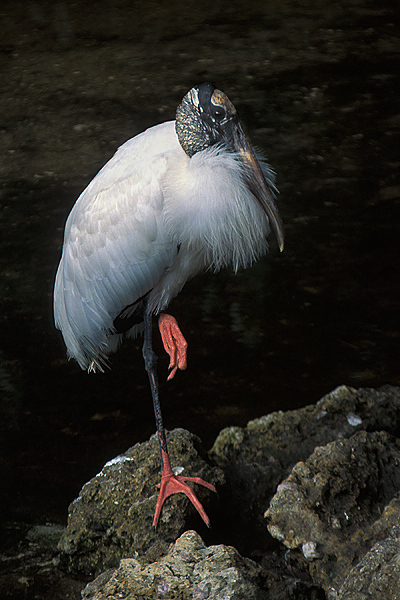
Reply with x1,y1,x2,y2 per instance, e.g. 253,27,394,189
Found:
153,449,216,529
158,313,188,380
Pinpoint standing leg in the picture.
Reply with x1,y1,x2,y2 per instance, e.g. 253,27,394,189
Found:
142,304,216,529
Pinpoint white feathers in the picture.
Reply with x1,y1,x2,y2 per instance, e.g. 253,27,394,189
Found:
54,120,274,371
162,145,270,272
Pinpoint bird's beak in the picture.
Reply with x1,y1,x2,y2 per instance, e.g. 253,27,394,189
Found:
231,122,285,252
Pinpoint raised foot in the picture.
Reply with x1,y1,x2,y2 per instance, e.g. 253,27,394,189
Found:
153,468,216,529
158,313,188,381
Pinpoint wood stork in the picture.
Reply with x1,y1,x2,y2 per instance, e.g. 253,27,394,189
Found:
54,83,284,528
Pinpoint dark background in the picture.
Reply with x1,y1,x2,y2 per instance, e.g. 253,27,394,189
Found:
0,0,399,529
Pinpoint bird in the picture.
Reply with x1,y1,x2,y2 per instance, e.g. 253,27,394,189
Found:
54,82,284,529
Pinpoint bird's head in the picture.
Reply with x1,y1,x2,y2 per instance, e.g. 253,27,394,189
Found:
176,82,238,157
176,83,284,252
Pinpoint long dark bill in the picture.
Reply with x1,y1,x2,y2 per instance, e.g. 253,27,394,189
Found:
232,123,285,252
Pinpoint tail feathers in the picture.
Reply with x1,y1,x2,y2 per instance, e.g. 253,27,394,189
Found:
54,260,118,371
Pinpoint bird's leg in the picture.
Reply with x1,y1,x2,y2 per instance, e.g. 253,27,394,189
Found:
142,306,216,529
158,313,188,381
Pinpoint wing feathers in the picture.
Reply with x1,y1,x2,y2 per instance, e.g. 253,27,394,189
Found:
54,122,180,370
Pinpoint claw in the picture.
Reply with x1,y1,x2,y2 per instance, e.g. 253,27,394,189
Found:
153,448,216,529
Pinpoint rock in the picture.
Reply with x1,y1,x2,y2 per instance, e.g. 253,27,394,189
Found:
209,385,400,553
58,429,224,576
56,387,400,596
265,430,400,595
338,524,400,600
81,530,267,600
81,529,326,600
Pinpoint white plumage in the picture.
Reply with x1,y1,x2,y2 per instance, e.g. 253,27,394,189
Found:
54,83,284,529
54,119,275,372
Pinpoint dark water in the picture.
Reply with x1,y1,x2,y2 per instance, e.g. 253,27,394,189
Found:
0,0,399,530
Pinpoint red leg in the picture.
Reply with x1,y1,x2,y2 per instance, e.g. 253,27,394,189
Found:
158,313,188,381
153,446,217,529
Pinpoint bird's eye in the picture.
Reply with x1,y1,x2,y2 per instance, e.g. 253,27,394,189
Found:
212,107,225,121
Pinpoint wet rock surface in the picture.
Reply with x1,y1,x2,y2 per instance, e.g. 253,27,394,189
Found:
209,384,400,554
81,530,267,600
80,529,326,600
61,386,400,599
58,429,224,576
338,524,400,600
2,386,399,599
266,430,400,594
